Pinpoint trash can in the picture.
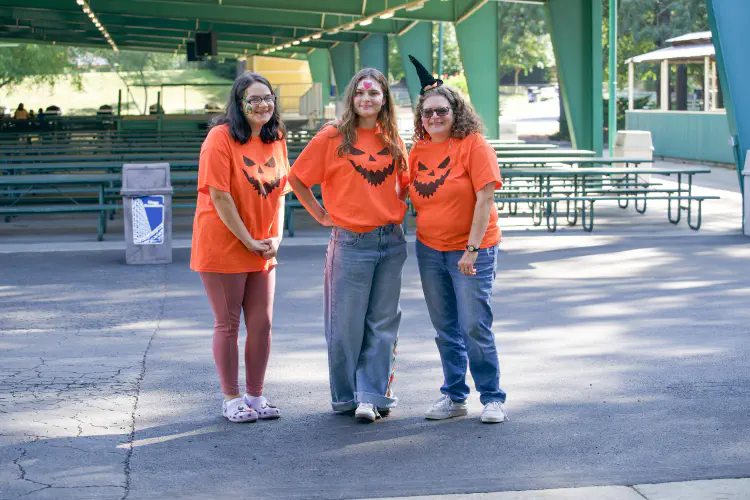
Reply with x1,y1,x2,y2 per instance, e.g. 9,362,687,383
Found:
613,130,654,183
744,155,749,236
121,163,173,264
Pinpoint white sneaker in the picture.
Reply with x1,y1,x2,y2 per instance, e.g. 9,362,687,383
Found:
480,401,507,423
424,395,469,420
355,403,380,422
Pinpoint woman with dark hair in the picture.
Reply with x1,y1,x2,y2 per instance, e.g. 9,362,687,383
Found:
407,56,507,424
288,68,409,423
190,72,289,423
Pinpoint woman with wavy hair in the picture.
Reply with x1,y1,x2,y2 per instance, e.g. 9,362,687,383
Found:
289,68,408,422
407,55,507,424
191,71,290,423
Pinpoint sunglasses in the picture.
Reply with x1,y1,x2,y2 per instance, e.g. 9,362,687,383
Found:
421,106,450,118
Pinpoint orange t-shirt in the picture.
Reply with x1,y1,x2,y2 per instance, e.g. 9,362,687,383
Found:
291,125,409,233
408,133,502,251
190,124,292,273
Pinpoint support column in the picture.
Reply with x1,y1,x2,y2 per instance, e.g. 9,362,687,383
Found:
628,62,634,111
676,65,688,111
359,34,388,75
704,56,710,111
455,0,500,138
330,44,356,98
547,0,603,154
660,60,669,111
708,0,750,201
397,21,432,108
308,48,332,108
711,61,718,110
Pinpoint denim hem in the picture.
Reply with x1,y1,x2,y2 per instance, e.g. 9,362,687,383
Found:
479,396,507,405
356,391,398,408
331,399,357,412
440,391,467,404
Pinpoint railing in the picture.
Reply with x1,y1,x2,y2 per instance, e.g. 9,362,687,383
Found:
299,83,323,119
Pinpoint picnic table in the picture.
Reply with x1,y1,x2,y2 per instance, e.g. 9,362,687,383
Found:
495,149,595,158
497,166,716,231
498,156,653,168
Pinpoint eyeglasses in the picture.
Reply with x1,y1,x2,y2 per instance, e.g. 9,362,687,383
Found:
421,106,450,118
244,95,275,106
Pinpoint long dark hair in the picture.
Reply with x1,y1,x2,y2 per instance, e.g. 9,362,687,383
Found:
211,72,286,144
329,68,407,172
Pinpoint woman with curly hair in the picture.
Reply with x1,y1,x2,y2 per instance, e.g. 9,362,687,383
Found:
288,68,408,422
407,55,507,424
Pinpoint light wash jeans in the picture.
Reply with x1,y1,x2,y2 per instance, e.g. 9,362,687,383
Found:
325,224,407,412
415,239,506,405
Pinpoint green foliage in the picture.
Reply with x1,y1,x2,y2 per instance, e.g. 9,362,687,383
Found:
498,3,552,82
0,44,81,90
443,73,468,96
604,0,709,86
387,36,404,83
432,23,462,77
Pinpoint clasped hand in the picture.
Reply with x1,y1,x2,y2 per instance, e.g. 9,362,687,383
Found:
246,237,281,260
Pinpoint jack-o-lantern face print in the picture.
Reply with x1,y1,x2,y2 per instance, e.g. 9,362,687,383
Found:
348,146,395,187
413,156,451,198
242,155,282,198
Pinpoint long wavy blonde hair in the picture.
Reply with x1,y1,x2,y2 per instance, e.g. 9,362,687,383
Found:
412,85,484,142
328,68,407,172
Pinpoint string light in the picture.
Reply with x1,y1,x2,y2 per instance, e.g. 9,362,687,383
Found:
77,0,118,52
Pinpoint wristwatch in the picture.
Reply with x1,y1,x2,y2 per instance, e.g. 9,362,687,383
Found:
466,244,479,253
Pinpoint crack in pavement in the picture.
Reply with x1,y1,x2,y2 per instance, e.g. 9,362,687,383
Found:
120,266,168,500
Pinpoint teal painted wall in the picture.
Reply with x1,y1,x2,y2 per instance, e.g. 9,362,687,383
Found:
547,0,603,154
397,22,432,107
307,49,331,108
626,110,733,164
455,1,500,139
330,44,356,97
359,34,388,75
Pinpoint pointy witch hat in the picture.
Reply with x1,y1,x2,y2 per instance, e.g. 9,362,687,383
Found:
408,54,443,95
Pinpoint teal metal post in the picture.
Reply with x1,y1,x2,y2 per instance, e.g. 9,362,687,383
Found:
455,1,500,138
438,23,444,76
308,49,332,108
707,0,749,198
397,22,433,107
547,0,604,154
117,89,122,131
359,34,388,75
330,44,356,97
608,0,617,155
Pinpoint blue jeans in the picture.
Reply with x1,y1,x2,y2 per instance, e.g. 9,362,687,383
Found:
416,239,506,405
325,224,407,412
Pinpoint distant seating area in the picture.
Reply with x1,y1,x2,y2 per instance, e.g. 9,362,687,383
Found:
0,126,718,240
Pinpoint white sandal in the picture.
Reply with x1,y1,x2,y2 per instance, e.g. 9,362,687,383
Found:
222,397,258,423
243,395,281,420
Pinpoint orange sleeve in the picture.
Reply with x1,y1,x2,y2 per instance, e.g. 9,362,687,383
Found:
467,135,502,192
280,139,293,196
291,126,333,187
197,127,233,195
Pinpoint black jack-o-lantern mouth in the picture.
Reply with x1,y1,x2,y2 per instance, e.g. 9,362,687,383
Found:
348,146,395,186
242,155,282,198
413,156,451,198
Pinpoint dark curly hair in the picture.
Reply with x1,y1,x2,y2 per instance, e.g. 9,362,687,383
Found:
412,85,484,142
210,71,286,144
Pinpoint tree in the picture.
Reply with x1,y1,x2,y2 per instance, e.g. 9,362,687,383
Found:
0,44,80,90
498,3,552,93
432,23,462,77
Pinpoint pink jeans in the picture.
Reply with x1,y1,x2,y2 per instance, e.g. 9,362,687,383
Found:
199,269,275,396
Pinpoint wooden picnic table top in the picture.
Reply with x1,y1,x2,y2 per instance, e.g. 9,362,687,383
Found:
1,152,198,163
498,157,653,166
1,160,200,172
0,146,201,155
495,149,595,158
0,173,123,185
501,166,710,177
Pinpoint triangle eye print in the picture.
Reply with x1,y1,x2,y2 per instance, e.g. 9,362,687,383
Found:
348,146,395,187
413,156,451,198
242,155,282,198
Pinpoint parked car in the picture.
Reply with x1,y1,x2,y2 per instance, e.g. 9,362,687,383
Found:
45,105,62,116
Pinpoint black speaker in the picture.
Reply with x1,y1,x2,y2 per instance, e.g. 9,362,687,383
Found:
186,40,198,62
195,31,217,57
